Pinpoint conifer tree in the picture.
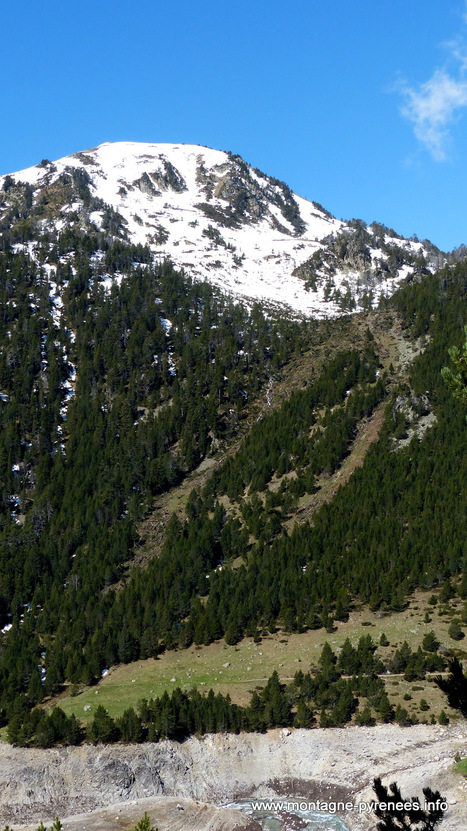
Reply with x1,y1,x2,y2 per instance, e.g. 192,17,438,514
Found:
133,813,157,831
434,658,467,717
441,324,467,407
372,777,445,830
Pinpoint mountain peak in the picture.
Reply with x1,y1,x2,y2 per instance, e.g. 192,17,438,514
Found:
0,141,443,317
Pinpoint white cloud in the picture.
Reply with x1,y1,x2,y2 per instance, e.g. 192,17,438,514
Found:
399,68,467,161
443,38,467,72
397,11,467,162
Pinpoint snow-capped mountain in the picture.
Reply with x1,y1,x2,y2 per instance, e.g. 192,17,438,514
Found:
0,141,444,316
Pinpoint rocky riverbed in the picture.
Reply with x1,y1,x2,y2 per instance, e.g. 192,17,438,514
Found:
1,723,466,831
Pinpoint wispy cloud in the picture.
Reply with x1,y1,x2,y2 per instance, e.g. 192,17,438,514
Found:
399,67,467,161
398,17,467,162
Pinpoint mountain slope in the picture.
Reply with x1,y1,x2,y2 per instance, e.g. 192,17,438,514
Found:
0,141,443,317
0,142,466,746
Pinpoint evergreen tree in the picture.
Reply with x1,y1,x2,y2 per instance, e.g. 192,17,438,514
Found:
441,324,467,407
372,777,445,830
434,658,467,716
448,618,464,641
133,812,157,831
422,631,439,652
87,705,119,744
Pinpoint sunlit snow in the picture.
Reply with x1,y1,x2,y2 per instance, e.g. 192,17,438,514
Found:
1,141,435,318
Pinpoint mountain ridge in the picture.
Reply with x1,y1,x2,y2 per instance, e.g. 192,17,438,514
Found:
0,141,444,318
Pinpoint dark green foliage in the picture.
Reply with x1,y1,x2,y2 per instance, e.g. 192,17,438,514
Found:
441,323,467,406
117,707,144,743
394,704,417,726
355,705,375,726
0,236,304,715
260,670,292,727
210,346,383,500
372,777,445,830
6,706,81,748
389,641,444,680
434,658,467,717
376,694,395,723
1,227,467,739
147,262,467,649
439,580,455,602
448,618,464,640
6,651,410,747
337,636,384,675
133,814,157,831
422,631,439,652
87,705,120,744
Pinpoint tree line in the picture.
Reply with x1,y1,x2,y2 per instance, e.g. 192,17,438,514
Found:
7,636,452,747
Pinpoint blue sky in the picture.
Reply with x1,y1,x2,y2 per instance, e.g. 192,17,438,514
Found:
3,1,467,251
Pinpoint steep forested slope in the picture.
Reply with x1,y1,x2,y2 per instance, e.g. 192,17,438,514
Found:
0,231,305,715
0,227,466,736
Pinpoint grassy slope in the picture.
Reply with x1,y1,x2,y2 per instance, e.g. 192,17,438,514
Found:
49,588,465,724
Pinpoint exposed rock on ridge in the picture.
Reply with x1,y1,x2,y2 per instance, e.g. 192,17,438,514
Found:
0,142,444,318
0,724,465,830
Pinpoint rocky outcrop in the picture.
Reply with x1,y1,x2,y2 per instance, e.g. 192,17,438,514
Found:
0,724,466,830
0,141,443,318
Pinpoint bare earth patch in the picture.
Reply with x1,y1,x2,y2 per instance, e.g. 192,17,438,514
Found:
1,725,466,831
